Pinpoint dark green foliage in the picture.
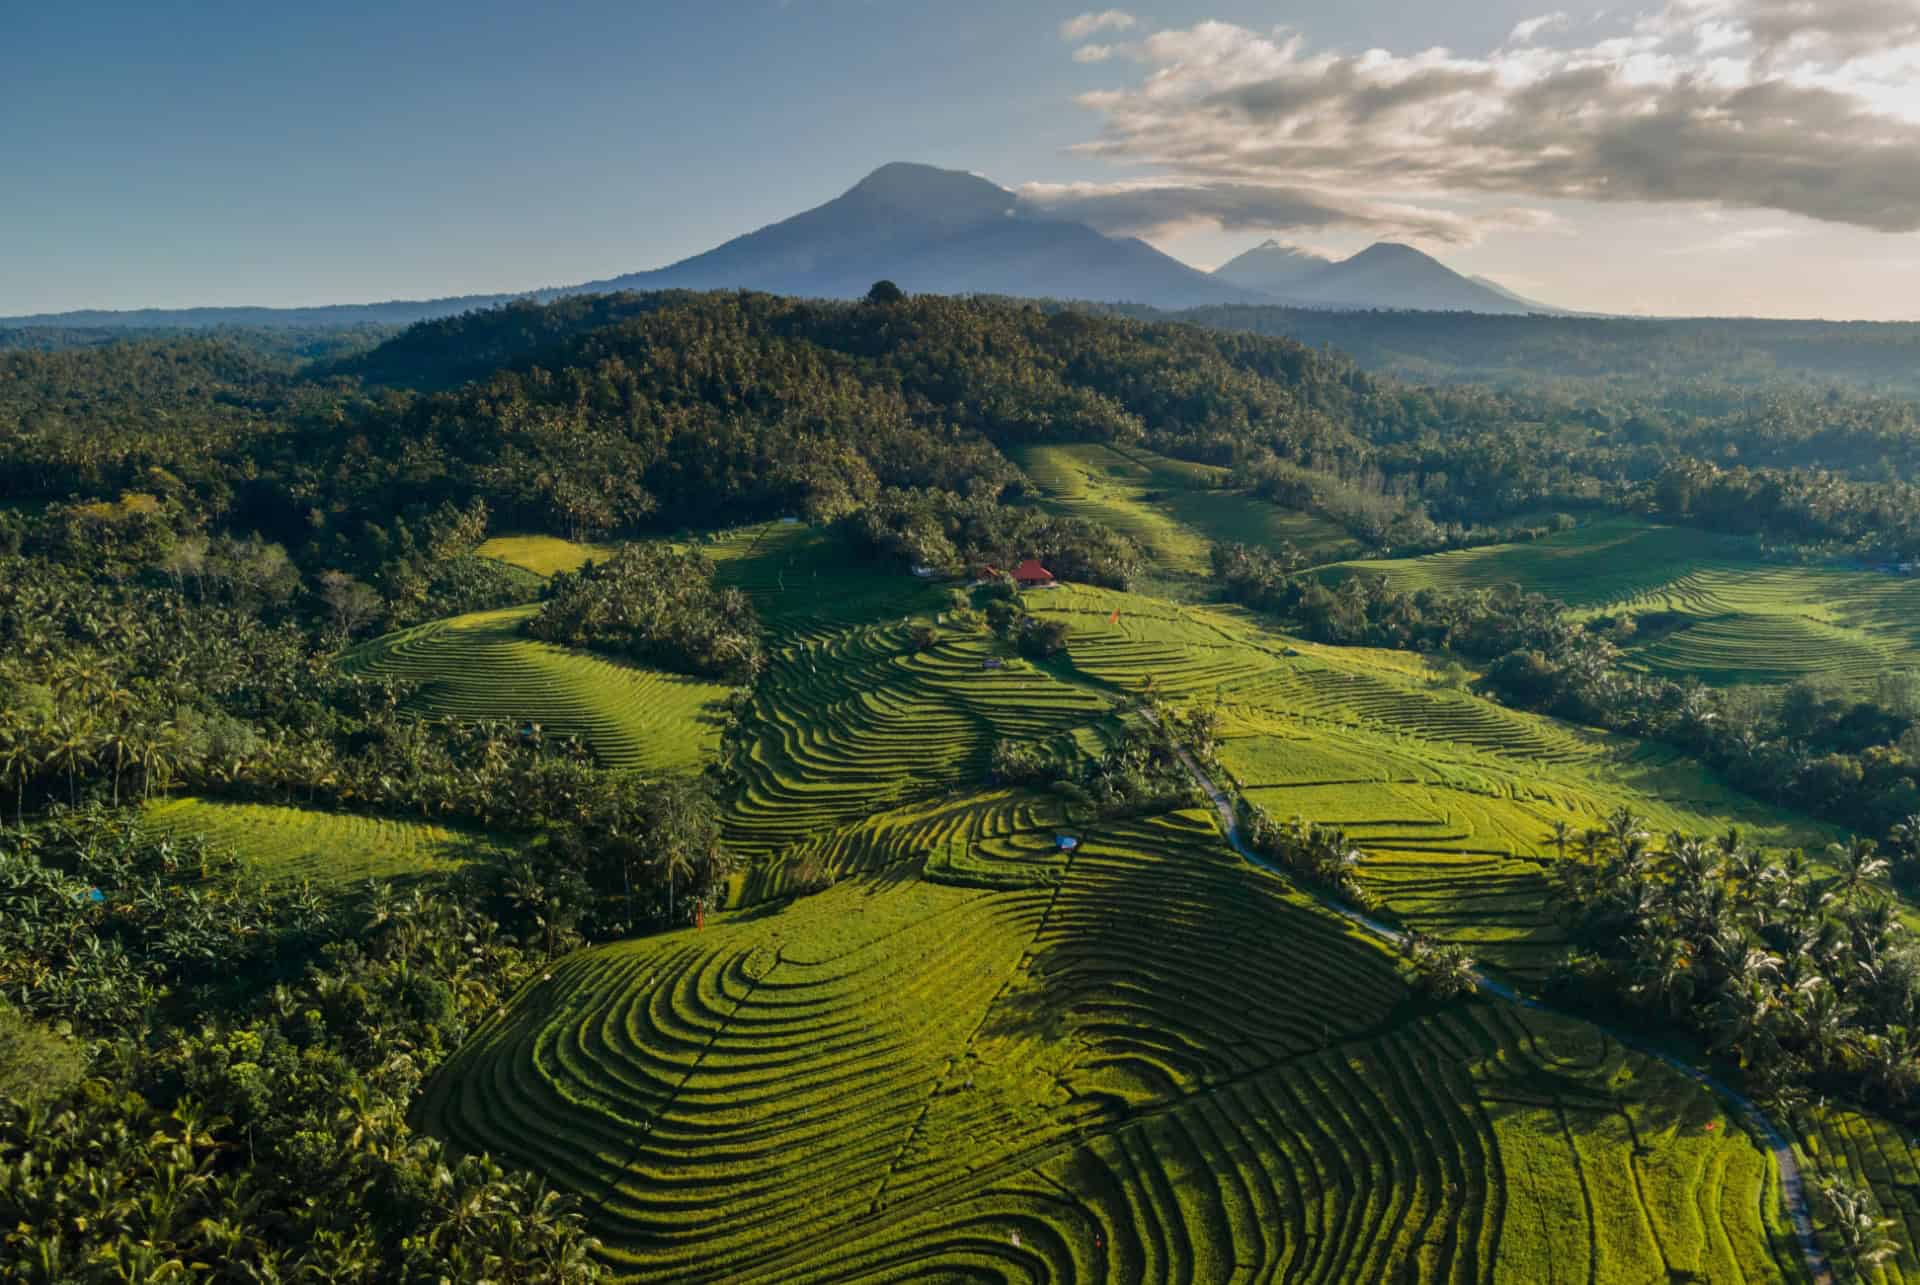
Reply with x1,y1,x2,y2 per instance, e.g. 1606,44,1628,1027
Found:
1212,541,1572,656
989,725,1192,816
0,809,332,1032
1546,812,1920,1120
1017,615,1070,659
0,814,602,1282
1238,801,1371,903
527,544,765,681
0,1004,82,1107
849,487,1142,588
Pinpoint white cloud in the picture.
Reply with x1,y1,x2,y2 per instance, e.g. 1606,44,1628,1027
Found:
1056,1,1920,236
1061,10,1136,42
1017,178,1553,245
1073,43,1118,63
1508,11,1570,44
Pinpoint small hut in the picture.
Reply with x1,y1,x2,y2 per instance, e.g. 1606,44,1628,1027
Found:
1013,559,1055,588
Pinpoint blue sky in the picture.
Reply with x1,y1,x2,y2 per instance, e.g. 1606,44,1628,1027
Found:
9,0,1920,318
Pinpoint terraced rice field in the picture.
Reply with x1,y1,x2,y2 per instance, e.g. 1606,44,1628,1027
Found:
1016,443,1355,588
1333,517,1753,608
144,796,507,888
720,623,1106,875
420,809,1802,1283
1335,515,1920,686
369,547,1855,1280
1794,1105,1920,1283
1020,585,1831,980
1631,611,1896,685
344,605,732,773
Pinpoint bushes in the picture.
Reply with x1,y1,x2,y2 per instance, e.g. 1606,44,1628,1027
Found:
848,488,1142,589
0,1003,83,1107
526,543,764,682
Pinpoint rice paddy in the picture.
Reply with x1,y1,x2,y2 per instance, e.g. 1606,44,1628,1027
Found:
1794,1104,1920,1283
476,533,620,577
1333,515,1920,687
384,527,1876,1281
420,810,1801,1283
1009,583,1830,981
718,622,1106,874
344,605,733,773
144,796,508,888
1016,443,1356,591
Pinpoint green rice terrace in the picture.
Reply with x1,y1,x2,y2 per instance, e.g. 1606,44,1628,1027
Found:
1335,515,1920,687
1016,443,1357,592
145,796,509,888
152,523,1920,1280
341,604,734,773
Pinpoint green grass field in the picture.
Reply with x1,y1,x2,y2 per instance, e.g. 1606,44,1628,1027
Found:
477,533,620,576
344,605,733,773
1333,516,1920,687
420,810,1800,1283
145,796,509,888
1016,443,1356,591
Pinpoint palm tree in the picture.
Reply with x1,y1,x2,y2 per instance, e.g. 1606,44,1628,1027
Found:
1605,806,1646,856
43,719,96,808
1891,813,1920,872
1626,929,1695,1019
1789,978,1855,1073
660,842,696,925
1814,1174,1900,1281
1857,1026,1920,1106
1828,837,1890,905
1546,820,1572,862
0,713,35,827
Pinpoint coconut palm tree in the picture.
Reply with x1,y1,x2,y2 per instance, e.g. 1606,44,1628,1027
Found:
1814,1174,1900,1281
1828,837,1890,905
1857,1026,1920,1107
1890,813,1920,870
659,842,696,925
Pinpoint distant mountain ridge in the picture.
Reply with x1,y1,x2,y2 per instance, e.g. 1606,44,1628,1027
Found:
1215,240,1564,315
1,163,1569,328
564,162,1263,309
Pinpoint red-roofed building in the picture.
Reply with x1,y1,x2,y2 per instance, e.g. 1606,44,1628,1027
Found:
1013,559,1054,587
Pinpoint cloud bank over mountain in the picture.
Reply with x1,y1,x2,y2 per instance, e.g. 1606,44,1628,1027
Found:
1051,0,1920,242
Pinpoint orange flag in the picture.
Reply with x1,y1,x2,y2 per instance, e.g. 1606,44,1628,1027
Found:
1108,609,1120,624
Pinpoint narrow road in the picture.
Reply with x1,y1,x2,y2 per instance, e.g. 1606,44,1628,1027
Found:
1166,739,1835,1285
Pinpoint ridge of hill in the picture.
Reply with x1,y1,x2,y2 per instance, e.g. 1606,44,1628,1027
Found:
1214,240,1565,315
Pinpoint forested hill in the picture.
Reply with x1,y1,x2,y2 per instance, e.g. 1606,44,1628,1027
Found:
9,288,1920,568
170,290,1457,546
1143,302,1920,396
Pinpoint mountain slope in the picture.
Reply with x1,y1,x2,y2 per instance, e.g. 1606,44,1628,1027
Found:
1215,241,1565,315
1213,240,1334,294
0,164,1266,330
573,162,1261,308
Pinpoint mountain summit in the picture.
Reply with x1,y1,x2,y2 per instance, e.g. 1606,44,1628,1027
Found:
1214,240,1563,314
1213,240,1335,294
573,162,1260,309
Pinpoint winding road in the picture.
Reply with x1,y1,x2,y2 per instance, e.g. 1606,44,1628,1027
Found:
1165,739,1836,1285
